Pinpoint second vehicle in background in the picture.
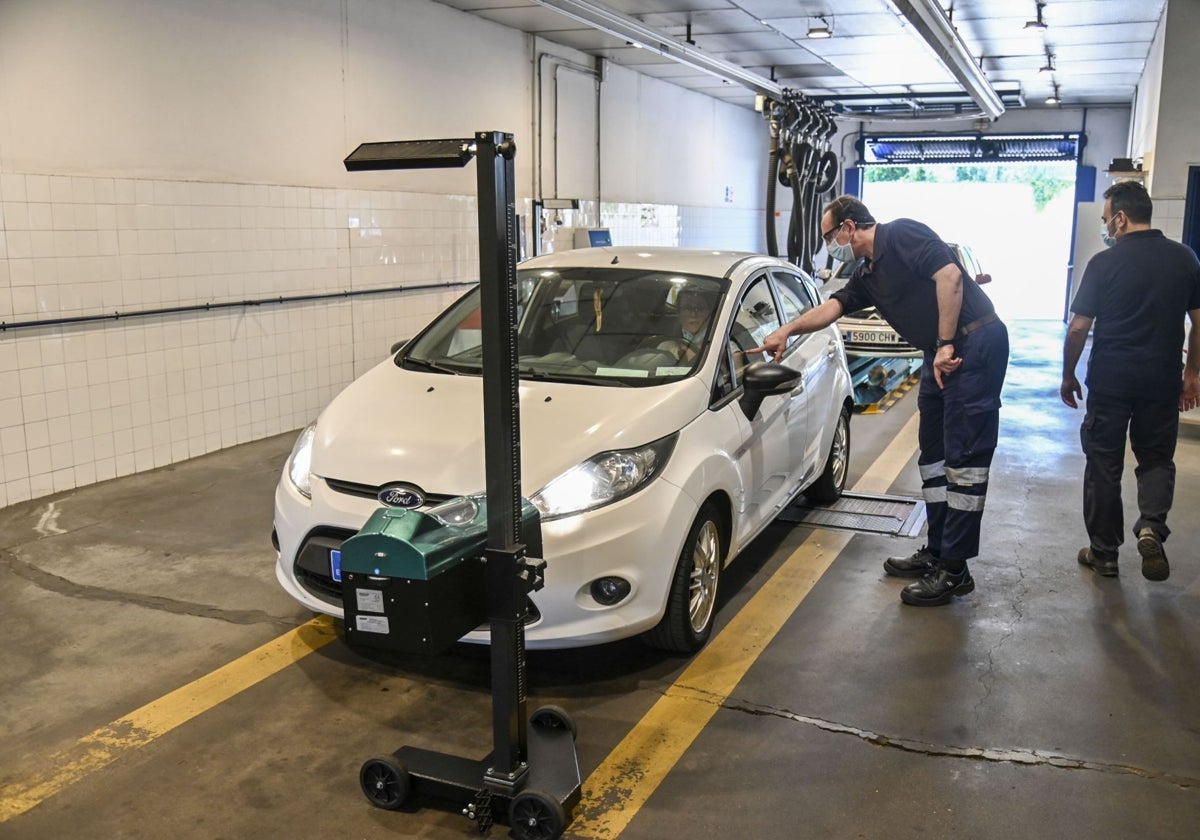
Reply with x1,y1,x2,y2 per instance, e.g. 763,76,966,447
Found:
818,243,991,358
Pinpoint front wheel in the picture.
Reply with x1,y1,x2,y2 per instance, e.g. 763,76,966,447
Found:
509,789,566,840
644,502,725,654
359,756,409,810
806,406,850,505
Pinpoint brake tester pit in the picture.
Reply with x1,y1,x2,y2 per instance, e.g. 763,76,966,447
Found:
2,322,1199,839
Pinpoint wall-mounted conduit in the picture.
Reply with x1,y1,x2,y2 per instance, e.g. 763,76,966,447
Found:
0,281,475,333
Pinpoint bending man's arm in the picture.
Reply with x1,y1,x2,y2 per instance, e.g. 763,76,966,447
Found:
931,263,965,388
751,298,845,362
1061,313,1092,408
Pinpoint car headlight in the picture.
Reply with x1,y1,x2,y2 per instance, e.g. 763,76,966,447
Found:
531,434,677,521
286,424,316,498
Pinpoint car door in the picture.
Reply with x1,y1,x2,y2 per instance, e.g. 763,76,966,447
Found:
718,273,799,536
771,270,840,480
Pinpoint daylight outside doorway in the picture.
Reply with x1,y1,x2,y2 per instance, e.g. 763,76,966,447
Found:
860,162,1077,321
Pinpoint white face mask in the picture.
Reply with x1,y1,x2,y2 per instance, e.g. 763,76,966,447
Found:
827,224,855,262
1101,223,1115,248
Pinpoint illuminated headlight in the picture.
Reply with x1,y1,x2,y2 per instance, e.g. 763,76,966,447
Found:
531,434,677,521
286,424,316,498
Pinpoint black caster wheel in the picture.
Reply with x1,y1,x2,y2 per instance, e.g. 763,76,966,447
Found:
530,704,577,741
509,789,566,840
359,756,409,810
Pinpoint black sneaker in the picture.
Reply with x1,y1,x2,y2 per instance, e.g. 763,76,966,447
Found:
1137,528,1169,581
900,567,975,606
883,545,939,578
1077,547,1118,577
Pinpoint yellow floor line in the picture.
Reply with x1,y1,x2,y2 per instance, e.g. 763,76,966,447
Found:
0,412,922,832
0,615,338,823
568,411,920,839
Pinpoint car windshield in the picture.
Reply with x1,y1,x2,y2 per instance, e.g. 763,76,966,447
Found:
400,268,728,386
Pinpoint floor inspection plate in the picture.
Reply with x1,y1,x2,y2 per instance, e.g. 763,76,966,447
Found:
779,491,926,538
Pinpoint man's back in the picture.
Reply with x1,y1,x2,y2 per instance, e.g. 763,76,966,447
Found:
1073,229,1200,397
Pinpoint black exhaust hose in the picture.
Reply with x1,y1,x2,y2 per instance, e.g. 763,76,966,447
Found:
765,121,780,257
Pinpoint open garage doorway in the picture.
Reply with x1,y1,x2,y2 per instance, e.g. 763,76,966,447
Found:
858,138,1079,321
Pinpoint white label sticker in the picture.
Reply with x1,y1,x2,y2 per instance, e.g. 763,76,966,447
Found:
356,588,385,613
355,614,390,635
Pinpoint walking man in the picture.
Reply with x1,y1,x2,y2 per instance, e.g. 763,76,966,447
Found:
754,195,1009,606
1061,179,1200,580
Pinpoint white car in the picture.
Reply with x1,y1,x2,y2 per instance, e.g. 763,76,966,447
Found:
273,247,853,651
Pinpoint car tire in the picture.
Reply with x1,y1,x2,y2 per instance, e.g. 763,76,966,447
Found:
806,406,850,505
644,501,725,654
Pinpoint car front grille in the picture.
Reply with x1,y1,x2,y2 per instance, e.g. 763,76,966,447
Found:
324,476,454,506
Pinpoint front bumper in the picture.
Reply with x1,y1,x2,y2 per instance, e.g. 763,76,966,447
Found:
273,472,700,649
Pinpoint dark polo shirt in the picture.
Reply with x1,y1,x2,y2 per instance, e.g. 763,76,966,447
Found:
830,218,996,354
1071,228,1200,398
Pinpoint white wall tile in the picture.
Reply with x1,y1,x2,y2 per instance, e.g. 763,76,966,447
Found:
0,171,755,508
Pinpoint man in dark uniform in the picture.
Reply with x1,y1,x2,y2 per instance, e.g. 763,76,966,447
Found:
754,195,1010,606
1061,179,1200,580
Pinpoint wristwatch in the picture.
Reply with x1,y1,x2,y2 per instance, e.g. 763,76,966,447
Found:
934,337,955,348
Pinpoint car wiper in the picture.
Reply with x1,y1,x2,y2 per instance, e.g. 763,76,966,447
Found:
518,367,632,386
402,356,469,375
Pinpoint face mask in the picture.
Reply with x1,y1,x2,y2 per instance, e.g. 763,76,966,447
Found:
1101,223,1115,248
828,227,855,262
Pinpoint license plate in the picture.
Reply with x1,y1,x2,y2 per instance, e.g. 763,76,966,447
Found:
846,330,897,343
331,548,342,583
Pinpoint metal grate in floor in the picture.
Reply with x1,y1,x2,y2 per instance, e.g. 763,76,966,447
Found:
779,491,926,537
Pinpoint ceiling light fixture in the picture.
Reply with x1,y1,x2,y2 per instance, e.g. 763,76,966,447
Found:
807,16,833,39
530,0,783,98
1024,1,1048,30
1045,82,1060,105
888,0,1005,120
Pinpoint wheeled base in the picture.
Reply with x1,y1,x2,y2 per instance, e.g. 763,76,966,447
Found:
359,704,582,840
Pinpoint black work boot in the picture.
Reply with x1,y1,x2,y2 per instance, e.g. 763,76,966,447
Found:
1136,528,1169,581
900,566,975,606
883,545,939,578
1077,546,1118,577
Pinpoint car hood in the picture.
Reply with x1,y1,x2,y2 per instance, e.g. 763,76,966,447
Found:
310,359,711,496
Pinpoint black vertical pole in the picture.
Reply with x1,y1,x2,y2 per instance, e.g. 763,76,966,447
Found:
475,131,528,780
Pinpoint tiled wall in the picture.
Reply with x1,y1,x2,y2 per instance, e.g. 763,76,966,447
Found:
0,174,478,508
1153,197,1186,242
0,172,763,509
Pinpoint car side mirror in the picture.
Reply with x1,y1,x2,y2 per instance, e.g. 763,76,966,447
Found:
974,273,992,285
739,361,801,420
390,339,410,355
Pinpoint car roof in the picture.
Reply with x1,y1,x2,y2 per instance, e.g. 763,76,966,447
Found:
521,246,790,278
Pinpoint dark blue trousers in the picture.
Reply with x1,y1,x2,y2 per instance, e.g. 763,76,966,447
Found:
1080,390,1178,562
916,319,1010,570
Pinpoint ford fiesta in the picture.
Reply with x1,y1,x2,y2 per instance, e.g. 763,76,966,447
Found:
274,247,853,652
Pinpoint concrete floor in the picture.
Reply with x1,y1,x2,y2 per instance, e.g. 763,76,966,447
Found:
2,320,1198,839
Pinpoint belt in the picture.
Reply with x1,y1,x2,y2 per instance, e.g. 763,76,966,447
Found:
959,312,999,337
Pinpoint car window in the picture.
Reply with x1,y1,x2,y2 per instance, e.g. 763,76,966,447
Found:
401,268,729,387
711,276,778,402
954,244,980,279
771,270,824,351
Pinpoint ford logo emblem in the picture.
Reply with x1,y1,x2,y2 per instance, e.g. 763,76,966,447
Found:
377,484,425,508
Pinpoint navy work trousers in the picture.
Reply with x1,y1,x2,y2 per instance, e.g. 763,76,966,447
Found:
1080,390,1178,562
916,319,1010,569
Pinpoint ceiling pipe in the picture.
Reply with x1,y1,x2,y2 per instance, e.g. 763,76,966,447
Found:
530,0,784,99
888,0,1005,120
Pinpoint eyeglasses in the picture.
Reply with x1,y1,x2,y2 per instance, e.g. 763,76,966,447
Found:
679,300,709,313
821,220,845,246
